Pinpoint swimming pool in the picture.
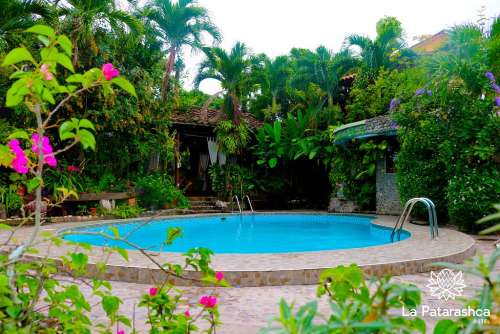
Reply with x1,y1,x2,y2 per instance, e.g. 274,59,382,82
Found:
62,214,410,254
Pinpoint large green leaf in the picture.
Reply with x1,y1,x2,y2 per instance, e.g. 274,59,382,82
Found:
56,53,74,72
25,25,55,39
7,130,29,140
0,145,14,167
111,77,136,97
1,48,35,67
57,35,73,56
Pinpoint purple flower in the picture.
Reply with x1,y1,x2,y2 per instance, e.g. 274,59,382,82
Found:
495,96,500,107
485,71,495,82
390,121,398,129
389,98,400,112
415,83,430,97
492,83,500,94
427,90,432,96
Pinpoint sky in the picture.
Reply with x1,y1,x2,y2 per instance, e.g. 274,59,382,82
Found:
180,0,500,94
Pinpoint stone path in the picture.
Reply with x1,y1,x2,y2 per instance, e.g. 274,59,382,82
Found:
77,238,497,333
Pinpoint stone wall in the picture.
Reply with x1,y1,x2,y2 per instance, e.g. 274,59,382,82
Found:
376,158,402,215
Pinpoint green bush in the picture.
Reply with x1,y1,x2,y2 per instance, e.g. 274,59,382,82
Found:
135,173,189,210
109,204,144,219
447,167,500,231
329,139,387,210
264,264,425,333
346,68,425,123
209,164,256,201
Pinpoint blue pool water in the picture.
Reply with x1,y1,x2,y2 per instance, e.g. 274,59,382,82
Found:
62,214,410,254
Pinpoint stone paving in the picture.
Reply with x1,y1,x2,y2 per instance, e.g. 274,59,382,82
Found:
74,238,497,333
1,214,495,332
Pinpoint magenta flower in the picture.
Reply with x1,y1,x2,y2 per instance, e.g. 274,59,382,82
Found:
215,271,224,281
184,309,191,318
199,295,217,308
117,330,125,334
8,139,29,174
31,134,57,167
102,63,120,80
485,71,495,82
149,287,158,296
40,64,53,81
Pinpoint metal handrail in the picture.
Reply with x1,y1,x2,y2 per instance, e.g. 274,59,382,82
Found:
391,197,438,241
231,195,242,214
243,195,254,213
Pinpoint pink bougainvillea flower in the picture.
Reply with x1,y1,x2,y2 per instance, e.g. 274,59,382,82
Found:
199,295,217,308
40,63,53,81
8,139,29,174
31,134,57,168
102,63,120,80
215,271,224,281
117,330,125,334
67,165,80,172
149,287,158,296
184,309,191,318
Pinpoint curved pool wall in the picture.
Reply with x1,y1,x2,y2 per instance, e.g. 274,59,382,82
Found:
62,213,410,254
32,213,476,287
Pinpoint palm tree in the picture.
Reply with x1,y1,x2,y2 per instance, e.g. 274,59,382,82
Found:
291,46,358,107
0,0,52,52
253,54,290,119
428,17,500,94
346,16,412,78
56,0,142,67
145,0,221,99
195,42,252,123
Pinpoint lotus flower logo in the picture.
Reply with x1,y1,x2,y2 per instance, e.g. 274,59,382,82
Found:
426,269,466,301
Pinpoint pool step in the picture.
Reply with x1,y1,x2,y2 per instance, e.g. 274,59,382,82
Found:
188,197,224,213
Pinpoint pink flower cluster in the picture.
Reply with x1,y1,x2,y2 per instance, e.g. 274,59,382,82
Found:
31,134,57,167
8,139,29,174
40,64,53,81
102,63,120,80
199,295,217,308
215,271,224,281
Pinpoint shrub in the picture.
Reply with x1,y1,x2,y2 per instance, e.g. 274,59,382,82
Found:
135,173,189,210
447,167,500,231
109,204,144,219
329,139,387,210
263,264,425,333
208,164,256,201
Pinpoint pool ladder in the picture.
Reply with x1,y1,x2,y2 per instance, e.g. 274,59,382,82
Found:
231,195,254,214
391,197,438,242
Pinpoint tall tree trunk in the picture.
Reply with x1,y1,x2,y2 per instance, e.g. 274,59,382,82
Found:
229,92,241,125
162,46,176,100
327,93,334,107
71,19,80,68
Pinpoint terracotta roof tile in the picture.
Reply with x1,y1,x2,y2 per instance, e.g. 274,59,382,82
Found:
171,107,263,129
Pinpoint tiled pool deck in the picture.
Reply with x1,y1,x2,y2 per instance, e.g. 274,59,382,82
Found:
4,212,476,287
